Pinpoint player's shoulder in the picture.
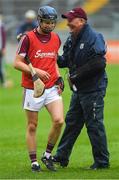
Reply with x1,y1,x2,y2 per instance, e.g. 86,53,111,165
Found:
51,32,60,39
51,31,58,36
25,29,36,40
51,32,61,45
18,33,30,46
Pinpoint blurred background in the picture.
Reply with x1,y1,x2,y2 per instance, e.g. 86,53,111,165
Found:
0,0,119,64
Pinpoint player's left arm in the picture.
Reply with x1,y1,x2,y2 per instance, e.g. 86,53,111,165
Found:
55,35,65,94
55,63,60,77
55,63,64,94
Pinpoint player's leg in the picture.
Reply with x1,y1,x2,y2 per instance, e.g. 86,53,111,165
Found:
46,98,64,148
53,93,85,167
41,98,64,171
25,110,41,172
23,88,44,172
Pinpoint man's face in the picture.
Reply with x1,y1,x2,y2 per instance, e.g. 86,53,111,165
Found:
40,19,56,34
67,18,85,35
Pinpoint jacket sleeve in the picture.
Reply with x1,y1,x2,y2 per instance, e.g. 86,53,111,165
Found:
73,56,106,80
70,34,107,81
57,55,68,68
93,33,107,56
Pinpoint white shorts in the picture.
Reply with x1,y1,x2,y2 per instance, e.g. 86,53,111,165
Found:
23,86,62,111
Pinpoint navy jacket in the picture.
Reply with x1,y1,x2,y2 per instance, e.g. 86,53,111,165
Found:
58,24,108,92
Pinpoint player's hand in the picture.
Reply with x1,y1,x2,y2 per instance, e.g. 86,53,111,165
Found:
35,68,51,82
55,77,64,95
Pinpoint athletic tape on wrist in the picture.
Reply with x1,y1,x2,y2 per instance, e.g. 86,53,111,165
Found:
32,74,39,82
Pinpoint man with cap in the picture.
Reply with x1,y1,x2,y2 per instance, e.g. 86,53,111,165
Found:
53,7,110,170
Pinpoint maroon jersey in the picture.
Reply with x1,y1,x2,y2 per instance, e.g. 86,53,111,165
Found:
17,29,61,89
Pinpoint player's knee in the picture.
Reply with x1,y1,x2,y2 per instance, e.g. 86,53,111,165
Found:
54,118,64,128
28,122,37,134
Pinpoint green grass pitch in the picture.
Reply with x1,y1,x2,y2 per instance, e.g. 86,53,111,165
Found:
0,64,119,179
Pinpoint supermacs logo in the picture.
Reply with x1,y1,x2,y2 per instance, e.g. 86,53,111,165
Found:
35,50,56,59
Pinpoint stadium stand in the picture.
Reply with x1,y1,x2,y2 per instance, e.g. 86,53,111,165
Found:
0,0,119,63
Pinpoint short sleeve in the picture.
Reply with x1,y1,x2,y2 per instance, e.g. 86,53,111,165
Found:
17,35,30,57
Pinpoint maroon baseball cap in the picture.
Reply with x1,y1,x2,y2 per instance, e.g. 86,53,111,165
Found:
62,7,87,21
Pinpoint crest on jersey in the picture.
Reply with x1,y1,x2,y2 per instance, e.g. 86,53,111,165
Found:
27,102,30,107
80,43,84,49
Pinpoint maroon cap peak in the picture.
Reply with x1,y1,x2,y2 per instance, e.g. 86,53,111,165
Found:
62,7,87,21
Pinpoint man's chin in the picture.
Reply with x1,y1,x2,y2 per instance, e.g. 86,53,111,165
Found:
42,29,52,34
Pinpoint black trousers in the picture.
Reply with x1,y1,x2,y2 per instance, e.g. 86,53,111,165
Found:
56,90,109,166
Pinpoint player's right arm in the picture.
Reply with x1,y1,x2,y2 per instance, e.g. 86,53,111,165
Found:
13,35,50,81
14,54,31,74
14,35,32,74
